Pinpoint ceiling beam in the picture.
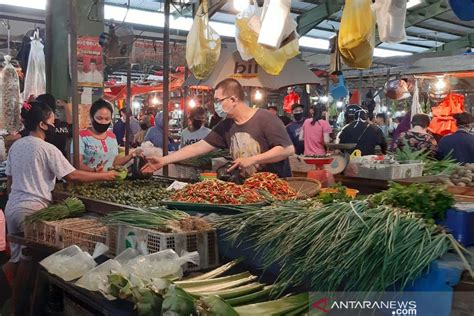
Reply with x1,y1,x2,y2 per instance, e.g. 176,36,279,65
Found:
434,32,474,51
296,1,342,36
208,0,227,18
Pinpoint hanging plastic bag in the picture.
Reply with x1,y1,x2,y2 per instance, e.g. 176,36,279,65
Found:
330,72,349,100
186,1,221,80
373,0,407,43
1,56,22,133
258,0,296,49
23,35,46,100
338,0,375,69
235,6,299,75
449,0,474,21
410,80,423,121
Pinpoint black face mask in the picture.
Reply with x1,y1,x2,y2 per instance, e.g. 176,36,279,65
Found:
140,123,148,130
293,113,304,122
92,120,111,133
42,123,56,143
192,119,203,131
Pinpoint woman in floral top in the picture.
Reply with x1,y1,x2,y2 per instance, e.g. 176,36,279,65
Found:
393,114,438,156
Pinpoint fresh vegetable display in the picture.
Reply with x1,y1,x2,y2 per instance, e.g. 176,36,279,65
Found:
216,200,472,292
170,179,264,204
66,179,170,208
393,145,459,176
369,182,455,221
243,172,297,201
25,197,85,224
318,183,355,204
442,164,474,187
101,208,212,232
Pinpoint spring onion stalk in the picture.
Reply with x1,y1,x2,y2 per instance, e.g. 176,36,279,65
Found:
175,272,252,288
25,197,85,224
101,208,188,229
184,258,243,281
216,200,473,293
225,285,273,306
233,293,308,316
197,295,239,316
186,281,262,298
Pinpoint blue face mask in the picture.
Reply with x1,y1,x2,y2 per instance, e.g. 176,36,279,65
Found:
214,101,227,118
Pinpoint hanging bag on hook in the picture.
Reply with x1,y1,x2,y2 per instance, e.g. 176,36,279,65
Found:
23,30,46,99
186,1,221,80
338,0,375,69
373,0,407,43
449,0,474,21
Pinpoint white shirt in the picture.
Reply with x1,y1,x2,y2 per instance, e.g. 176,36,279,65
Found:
6,136,76,210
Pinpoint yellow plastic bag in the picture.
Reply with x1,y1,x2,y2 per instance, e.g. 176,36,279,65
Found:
338,0,375,69
236,8,299,76
186,1,221,80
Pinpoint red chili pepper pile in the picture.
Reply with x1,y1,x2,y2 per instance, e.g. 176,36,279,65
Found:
244,172,297,201
170,179,264,204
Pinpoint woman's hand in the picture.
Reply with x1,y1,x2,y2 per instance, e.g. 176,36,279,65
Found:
101,170,119,181
94,161,105,173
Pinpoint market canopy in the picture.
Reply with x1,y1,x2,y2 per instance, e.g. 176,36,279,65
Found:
184,50,323,90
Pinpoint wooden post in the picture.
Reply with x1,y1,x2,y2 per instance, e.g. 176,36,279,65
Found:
69,0,80,168
162,0,171,176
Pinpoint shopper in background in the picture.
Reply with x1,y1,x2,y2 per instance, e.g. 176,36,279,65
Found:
143,79,295,178
300,104,332,156
3,101,117,314
144,112,175,151
267,105,292,126
437,112,474,164
375,113,389,137
393,114,437,156
133,115,152,146
390,111,411,150
338,107,387,155
78,99,137,171
113,108,141,146
208,102,222,129
286,103,306,155
181,106,211,148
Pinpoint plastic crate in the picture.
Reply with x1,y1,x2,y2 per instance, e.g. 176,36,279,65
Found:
442,204,474,247
351,162,424,180
61,219,113,254
114,225,219,271
24,218,86,247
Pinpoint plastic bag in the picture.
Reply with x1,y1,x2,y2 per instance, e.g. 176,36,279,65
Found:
373,0,407,43
1,56,22,133
258,0,295,49
23,38,46,100
41,245,96,281
126,249,199,280
449,0,474,21
338,0,375,69
186,1,221,80
235,11,299,75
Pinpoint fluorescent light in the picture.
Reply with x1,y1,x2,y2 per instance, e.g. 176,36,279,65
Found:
233,0,249,12
407,0,423,9
374,48,413,57
299,37,330,50
0,0,46,10
254,89,262,101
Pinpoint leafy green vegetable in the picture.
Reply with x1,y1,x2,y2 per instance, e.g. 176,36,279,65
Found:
25,197,85,224
162,285,196,315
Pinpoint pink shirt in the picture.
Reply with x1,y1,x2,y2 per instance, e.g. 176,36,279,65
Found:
0,210,5,252
302,119,332,155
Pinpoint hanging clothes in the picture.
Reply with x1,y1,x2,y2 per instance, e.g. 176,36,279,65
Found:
1,56,22,133
428,93,465,136
23,34,46,100
283,91,300,113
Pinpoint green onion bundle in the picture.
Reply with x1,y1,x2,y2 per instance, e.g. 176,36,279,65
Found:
216,200,472,293
101,207,189,229
25,197,85,224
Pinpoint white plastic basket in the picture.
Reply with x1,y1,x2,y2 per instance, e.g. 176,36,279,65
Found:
113,225,219,271
352,162,424,180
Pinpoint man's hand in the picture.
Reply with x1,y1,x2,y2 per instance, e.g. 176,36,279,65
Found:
228,157,256,172
141,156,165,173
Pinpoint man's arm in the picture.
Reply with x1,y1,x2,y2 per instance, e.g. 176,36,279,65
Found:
142,140,216,172
228,145,295,172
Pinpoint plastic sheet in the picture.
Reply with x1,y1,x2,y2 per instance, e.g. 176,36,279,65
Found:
338,0,375,69
373,0,407,43
1,56,22,133
186,1,221,80
23,38,46,99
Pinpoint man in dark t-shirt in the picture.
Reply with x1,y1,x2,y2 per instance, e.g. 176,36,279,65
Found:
142,79,295,178
19,94,72,157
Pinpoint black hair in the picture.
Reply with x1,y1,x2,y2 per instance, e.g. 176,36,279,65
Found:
291,103,303,112
311,104,325,126
267,105,278,111
90,98,113,117
215,78,245,101
411,114,431,128
453,112,473,127
36,93,56,112
21,101,53,131
190,106,206,119
376,113,386,123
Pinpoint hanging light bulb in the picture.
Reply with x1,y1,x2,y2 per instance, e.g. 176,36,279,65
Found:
254,89,263,101
152,96,160,105
320,95,329,103
189,99,197,108
435,77,446,91
233,0,249,12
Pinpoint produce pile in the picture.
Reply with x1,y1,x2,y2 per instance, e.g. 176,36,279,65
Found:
442,164,474,187
170,173,298,204
25,197,85,224
102,208,212,233
243,172,297,200
216,199,472,292
170,179,264,204
66,180,170,208
393,145,459,176
369,182,455,221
